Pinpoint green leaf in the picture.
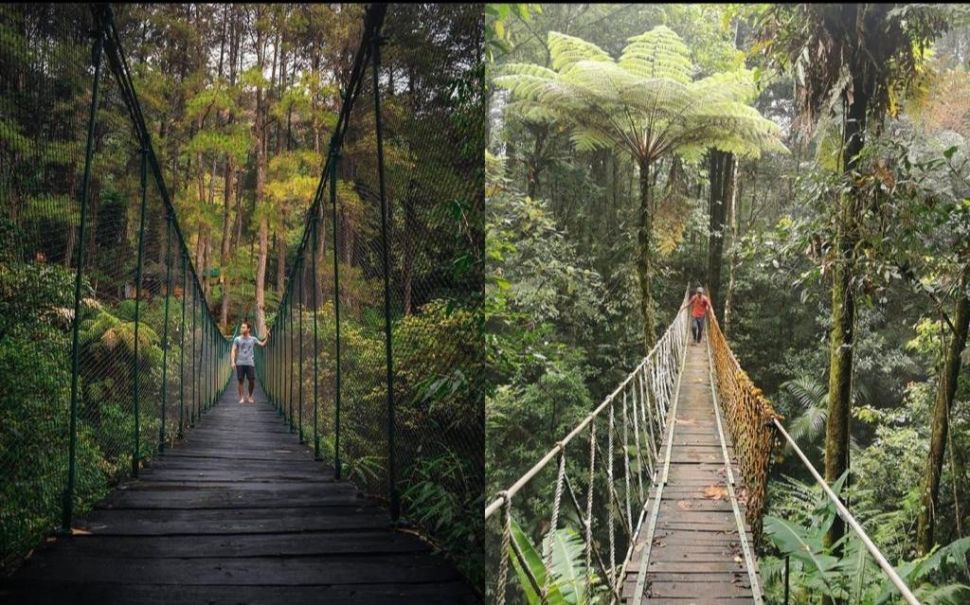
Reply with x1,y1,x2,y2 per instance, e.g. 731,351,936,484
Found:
509,518,548,605
763,515,838,591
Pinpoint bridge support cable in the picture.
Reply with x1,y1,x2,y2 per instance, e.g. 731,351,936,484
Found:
706,308,781,542
772,420,922,605
707,306,921,605
486,289,691,604
630,310,690,605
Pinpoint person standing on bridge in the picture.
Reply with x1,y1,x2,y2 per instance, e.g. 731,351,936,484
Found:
231,321,269,404
686,287,711,344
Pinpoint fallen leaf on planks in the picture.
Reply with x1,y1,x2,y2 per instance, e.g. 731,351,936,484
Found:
703,485,729,500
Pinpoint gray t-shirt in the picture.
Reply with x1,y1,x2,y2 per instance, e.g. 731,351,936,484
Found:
234,335,256,366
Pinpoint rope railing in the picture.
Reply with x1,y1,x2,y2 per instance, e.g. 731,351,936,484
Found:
772,420,921,605
706,307,921,604
485,289,691,604
705,307,781,543
250,3,485,587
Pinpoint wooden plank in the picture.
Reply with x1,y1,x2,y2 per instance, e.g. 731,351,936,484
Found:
655,511,739,526
0,581,479,605
131,469,335,482
647,583,753,599
161,447,314,462
5,381,473,602
146,455,331,471
648,560,747,573
74,506,390,536
98,487,363,510
26,531,430,558
12,554,461,585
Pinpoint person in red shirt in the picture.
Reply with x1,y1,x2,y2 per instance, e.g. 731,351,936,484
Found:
685,287,711,344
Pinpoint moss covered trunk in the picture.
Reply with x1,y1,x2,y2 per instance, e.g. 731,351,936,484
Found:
916,265,970,555
823,216,855,551
822,67,868,583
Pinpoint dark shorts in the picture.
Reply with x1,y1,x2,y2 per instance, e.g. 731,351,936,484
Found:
236,364,255,383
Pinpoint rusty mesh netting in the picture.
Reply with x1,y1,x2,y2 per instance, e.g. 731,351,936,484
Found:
706,308,781,544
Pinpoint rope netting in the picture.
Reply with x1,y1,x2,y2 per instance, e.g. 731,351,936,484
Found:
705,307,781,543
706,305,920,604
255,3,485,584
0,4,230,571
485,290,690,604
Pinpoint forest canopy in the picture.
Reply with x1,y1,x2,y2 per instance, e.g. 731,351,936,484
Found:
486,3,970,603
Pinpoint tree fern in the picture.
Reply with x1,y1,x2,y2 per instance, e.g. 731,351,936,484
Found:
495,26,785,349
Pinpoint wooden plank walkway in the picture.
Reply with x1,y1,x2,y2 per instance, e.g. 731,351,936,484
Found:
621,334,759,605
1,382,476,605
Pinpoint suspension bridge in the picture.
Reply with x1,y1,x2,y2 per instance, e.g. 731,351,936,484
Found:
486,291,921,605
1,3,480,604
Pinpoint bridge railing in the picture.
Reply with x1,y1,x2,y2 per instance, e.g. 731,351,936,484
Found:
485,290,690,604
253,4,485,588
706,309,921,604
0,5,230,571
705,307,781,543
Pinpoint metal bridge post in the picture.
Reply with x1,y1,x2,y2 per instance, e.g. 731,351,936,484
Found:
276,308,283,417
178,253,186,438
132,146,149,477
298,259,305,443
190,284,197,426
288,298,295,433
62,24,105,534
371,23,399,522
311,209,321,461
201,311,208,415
330,142,342,479
159,213,173,452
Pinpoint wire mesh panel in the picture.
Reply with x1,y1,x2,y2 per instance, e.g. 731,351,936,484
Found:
0,3,94,569
381,1,485,576
0,4,231,572
255,4,486,589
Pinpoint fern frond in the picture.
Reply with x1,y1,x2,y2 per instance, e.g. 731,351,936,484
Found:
499,26,787,163
571,127,616,152
548,31,611,72
620,26,692,84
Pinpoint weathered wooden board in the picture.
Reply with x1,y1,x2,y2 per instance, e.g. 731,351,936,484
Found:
622,337,759,604
2,382,476,603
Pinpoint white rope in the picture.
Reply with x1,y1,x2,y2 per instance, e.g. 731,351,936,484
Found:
621,392,634,533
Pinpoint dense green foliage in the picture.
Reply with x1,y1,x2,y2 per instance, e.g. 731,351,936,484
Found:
0,4,485,591
488,3,970,603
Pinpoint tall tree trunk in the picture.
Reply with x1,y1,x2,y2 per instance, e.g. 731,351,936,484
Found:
220,5,240,330
707,150,735,310
637,157,656,350
220,159,234,328
723,164,741,335
916,265,970,554
822,68,869,571
271,25,285,298
276,224,286,293
254,9,269,337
